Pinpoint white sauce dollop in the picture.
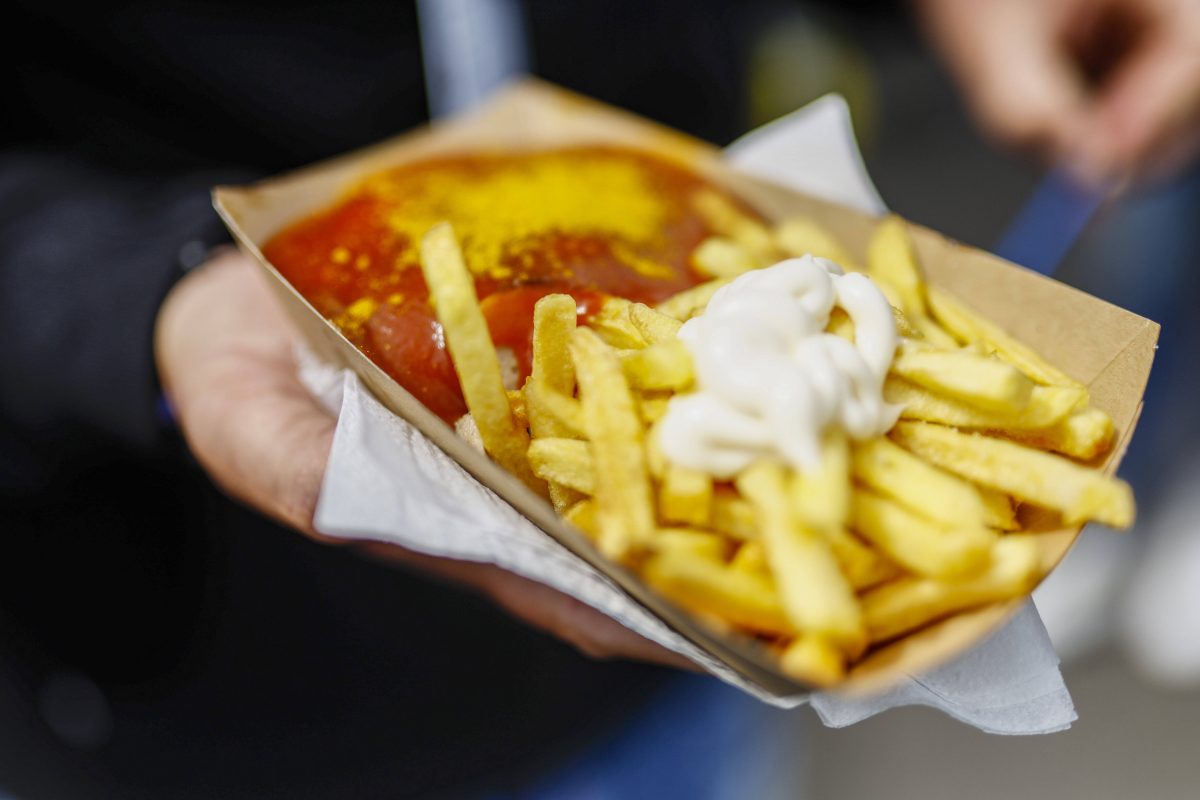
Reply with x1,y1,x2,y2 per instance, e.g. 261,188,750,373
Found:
659,255,900,477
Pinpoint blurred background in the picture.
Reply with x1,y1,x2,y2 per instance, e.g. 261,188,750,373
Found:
744,3,1200,799
3,1,1199,797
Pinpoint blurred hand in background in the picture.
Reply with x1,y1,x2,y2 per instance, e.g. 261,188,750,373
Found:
916,0,1200,185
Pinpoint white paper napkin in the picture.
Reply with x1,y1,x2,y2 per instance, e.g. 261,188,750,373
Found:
303,94,1076,732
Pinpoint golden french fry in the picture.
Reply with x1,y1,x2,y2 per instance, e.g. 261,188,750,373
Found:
867,216,959,348
563,498,598,536
525,296,585,512
779,635,846,687
978,486,1020,531
419,223,544,494
659,464,714,527
636,393,671,425
644,421,668,481
691,236,760,278
643,550,793,635
620,340,694,391
774,216,856,269
590,297,649,349
692,189,777,261
710,494,758,541
1003,406,1115,460
852,436,986,530
911,315,960,348
628,302,684,345
824,526,902,592
737,463,865,654
653,528,727,561
851,490,996,578
861,535,1041,643
524,380,585,440
530,294,577,393
886,377,1086,430
827,308,856,342
926,286,1084,389
790,432,851,533
655,278,732,321
891,343,1034,413
891,421,1134,528
506,389,527,430
526,438,594,495
730,541,768,574
891,306,922,339
570,327,656,557
867,215,926,323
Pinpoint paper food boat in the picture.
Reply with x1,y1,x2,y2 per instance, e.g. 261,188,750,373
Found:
214,80,1157,697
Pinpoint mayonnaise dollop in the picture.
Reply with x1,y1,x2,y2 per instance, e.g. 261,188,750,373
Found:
659,255,900,477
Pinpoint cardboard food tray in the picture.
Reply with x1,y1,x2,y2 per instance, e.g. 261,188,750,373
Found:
213,79,1158,698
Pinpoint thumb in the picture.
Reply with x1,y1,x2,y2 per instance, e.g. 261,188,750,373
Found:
157,251,338,536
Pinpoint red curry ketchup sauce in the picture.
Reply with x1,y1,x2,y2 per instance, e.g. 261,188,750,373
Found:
263,146,758,421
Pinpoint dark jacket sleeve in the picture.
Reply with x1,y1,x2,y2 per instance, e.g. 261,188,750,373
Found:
0,152,247,472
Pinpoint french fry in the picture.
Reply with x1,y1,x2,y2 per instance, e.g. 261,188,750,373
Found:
620,340,694,391
791,432,851,533
891,421,1134,527
710,494,758,541
530,294,577,393
628,302,684,345
419,223,544,494
827,308,856,342
868,215,924,318
730,541,768,574
788,433,898,591
655,278,732,321
524,380,585,439
774,217,856,269
1003,406,1115,460
852,436,986,530
891,342,1034,413
506,389,527,430
527,438,594,495
643,549,794,635
659,464,714,527
886,377,1086,430
780,635,846,687
851,490,996,578
825,527,903,592
861,535,1041,643
653,528,727,561
691,236,760,278
737,463,865,655
570,327,656,557
636,393,671,425
866,216,958,348
692,189,777,261
978,486,1020,531
926,286,1085,389
563,498,598,536
891,306,922,339
590,297,649,349
524,294,583,510
644,422,668,481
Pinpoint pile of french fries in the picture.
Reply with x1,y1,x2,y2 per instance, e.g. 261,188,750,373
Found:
417,190,1133,687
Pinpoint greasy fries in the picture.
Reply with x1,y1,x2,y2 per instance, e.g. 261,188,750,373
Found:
422,208,1135,688
419,224,544,493
570,327,656,558
891,421,1134,528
